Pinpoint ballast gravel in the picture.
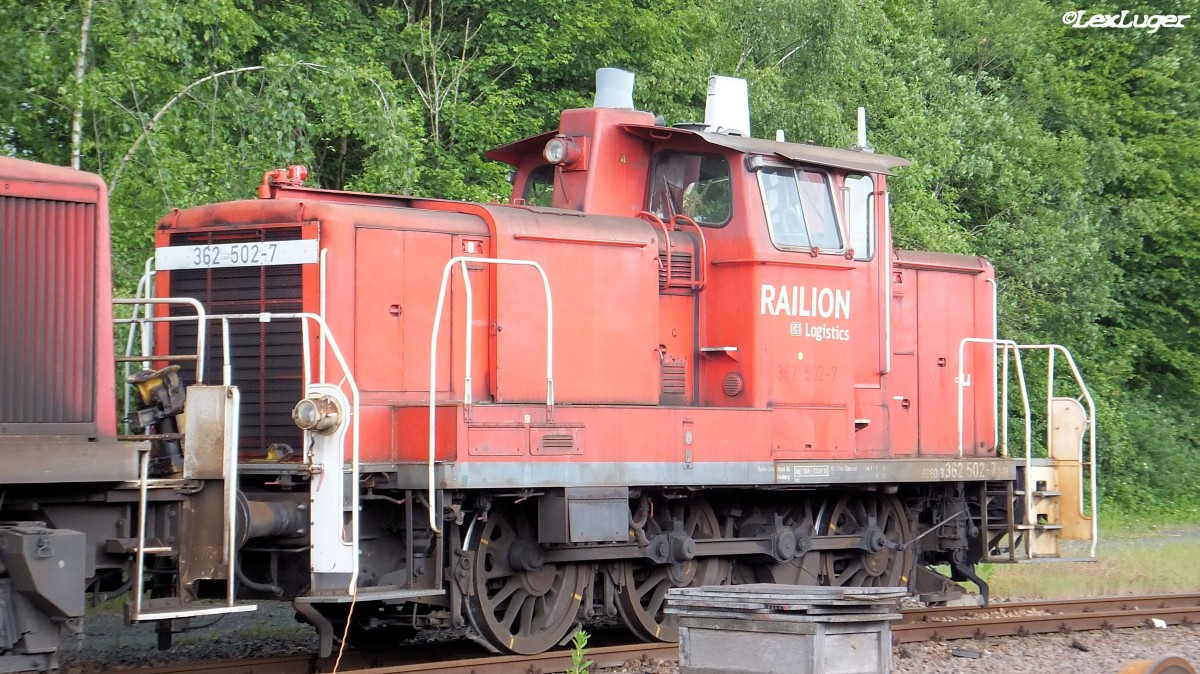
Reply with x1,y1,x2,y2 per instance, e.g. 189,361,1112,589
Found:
597,626,1200,673
58,601,1200,673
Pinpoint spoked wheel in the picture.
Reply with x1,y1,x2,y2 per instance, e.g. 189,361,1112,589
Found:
615,497,726,642
820,493,913,588
757,499,821,585
463,502,587,654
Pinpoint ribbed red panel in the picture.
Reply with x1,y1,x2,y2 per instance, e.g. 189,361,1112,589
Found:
0,195,97,428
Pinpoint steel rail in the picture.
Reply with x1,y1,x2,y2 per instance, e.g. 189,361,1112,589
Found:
895,593,1200,644
101,595,1200,674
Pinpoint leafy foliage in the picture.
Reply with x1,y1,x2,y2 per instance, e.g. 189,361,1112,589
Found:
3,0,1198,514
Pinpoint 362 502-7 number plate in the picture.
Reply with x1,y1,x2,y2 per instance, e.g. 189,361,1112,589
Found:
156,239,319,271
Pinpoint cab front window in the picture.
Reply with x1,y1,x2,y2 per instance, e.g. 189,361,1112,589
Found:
522,164,554,206
759,167,842,252
647,152,731,226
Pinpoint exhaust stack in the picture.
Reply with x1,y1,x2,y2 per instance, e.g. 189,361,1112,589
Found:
704,75,750,136
594,68,635,109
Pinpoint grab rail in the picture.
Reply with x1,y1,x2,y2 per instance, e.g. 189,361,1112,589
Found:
114,296,362,603
957,338,1098,558
427,256,554,535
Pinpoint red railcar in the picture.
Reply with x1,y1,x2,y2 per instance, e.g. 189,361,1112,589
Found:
0,157,145,671
134,72,1096,656
0,70,1098,669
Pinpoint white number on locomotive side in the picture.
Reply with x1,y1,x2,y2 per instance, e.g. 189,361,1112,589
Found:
157,239,318,270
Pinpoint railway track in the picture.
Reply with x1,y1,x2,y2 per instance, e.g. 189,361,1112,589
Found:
895,593,1200,643
105,594,1200,674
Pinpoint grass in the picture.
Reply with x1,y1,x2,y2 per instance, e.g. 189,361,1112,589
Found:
981,518,1200,599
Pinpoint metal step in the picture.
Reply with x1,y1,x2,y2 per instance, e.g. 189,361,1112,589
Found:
295,587,446,605
128,604,258,622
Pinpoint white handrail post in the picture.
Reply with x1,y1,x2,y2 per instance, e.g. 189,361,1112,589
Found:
225,386,240,607
1001,344,1010,457
319,249,328,382
133,449,151,618
221,318,233,387
460,260,474,411
426,256,554,535
1046,348,1056,454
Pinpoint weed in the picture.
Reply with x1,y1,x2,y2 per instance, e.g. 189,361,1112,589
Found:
566,629,593,674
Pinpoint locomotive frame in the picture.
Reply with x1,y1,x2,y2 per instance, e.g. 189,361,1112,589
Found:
0,70,1097,669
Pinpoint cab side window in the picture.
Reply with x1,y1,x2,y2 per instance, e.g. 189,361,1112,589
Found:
845,174,875,260
760,167,842,252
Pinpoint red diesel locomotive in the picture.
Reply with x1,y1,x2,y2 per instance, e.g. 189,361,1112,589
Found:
0,70,1096,667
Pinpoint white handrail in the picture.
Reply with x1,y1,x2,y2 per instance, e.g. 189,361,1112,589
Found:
957,338,1032,459
319,248,328,382
984,278,999,452
999,343,1099,558
209,311,361,592
121,303,361,611
113,297,208,383
957,339,1099,559
427,256,554,535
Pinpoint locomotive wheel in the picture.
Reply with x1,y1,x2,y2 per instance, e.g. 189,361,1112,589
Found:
615,498,725,642
820,493,912,588
463,503,587,654
759,499,821,585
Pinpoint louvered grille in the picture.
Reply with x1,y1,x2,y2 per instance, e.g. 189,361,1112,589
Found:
658,252,695,289
166,228,304,455
540,434,575,450
660,358,687,405
1,196,97,430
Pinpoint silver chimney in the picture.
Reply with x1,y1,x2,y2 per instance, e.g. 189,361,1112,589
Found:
704,75,750,136
594,68,635,109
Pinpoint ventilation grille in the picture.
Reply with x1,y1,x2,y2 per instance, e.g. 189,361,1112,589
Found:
660,357,687,405
540,434,575,451
658,252,695,289
531,430,582,456
723,372,745,397
167,228,304,456
1,196,97,431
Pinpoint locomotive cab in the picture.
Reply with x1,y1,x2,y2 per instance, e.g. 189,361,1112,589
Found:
486,72,995,459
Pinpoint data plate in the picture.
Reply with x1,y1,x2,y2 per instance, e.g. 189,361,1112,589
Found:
156,239,318,270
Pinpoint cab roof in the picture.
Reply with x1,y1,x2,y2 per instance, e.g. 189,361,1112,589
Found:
485,124,910,176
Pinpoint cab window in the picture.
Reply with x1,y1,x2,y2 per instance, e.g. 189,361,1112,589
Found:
759,167,842,251
647,152,731,226
522,164,554,206
845,174,875,260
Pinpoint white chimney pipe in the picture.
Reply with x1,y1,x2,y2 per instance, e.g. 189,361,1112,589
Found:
704,76,750,137
594,68,635,109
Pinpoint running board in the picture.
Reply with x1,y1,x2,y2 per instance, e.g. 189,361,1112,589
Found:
295,587,446,605
126,604,258,622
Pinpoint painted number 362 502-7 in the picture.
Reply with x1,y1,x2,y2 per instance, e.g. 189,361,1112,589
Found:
156,238,319,271
190,243,279,267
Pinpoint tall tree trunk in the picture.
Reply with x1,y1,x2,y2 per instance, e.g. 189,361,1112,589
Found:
71,0,94,170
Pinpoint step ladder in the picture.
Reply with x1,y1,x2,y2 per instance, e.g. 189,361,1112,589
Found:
113,295,256,624
959,340,1097,563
